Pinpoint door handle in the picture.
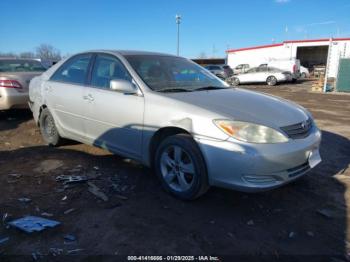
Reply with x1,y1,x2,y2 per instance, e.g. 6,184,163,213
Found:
83,94,94,102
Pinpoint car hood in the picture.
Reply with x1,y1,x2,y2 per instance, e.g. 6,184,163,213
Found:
163,88,309,128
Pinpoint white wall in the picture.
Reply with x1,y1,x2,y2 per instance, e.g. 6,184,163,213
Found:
227,39,350,78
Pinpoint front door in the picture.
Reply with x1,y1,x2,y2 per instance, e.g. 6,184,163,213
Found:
83,54,144,159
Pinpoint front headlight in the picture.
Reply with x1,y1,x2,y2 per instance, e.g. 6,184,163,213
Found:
214,120,288,144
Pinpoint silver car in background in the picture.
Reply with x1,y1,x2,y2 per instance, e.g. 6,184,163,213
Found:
29,50,322,200
0,59,46,110
231,67,293,86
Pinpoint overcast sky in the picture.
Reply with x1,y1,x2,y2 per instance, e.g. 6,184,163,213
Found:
1,0,349,58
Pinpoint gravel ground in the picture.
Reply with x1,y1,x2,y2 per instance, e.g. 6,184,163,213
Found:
0,80,349,261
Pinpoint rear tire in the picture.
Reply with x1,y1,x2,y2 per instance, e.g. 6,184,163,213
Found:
154,134,209,200
301,72,307,79
266,76,277,86
39,108,63,147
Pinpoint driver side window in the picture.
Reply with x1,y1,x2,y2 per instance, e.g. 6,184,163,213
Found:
91,54,131,89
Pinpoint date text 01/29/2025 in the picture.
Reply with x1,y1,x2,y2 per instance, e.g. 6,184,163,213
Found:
127,256,220,261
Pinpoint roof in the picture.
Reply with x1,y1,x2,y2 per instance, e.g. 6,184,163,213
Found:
226,37,350,53
85,50,178,57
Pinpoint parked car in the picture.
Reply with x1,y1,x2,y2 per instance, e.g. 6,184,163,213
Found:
204,64,233,79
29,51,321,200
233,64,250,75
0,58,46,110
300,66,310,79
231,67,293,86
259,59,301,81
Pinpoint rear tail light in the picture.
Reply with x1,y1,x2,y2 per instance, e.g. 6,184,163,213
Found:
293,65,297,73
0,80,23,89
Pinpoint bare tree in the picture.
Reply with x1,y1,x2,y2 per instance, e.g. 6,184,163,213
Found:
19,52,36,58
36,44,61,60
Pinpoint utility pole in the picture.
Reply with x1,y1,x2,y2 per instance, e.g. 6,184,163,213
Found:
175,14,181,56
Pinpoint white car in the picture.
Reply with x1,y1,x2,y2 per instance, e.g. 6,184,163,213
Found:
231,67,292,86
300,66,310,79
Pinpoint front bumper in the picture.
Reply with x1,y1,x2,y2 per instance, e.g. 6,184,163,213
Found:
0,88,29,110
195,126,322,192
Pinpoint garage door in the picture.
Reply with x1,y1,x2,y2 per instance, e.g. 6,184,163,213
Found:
337,58,350,92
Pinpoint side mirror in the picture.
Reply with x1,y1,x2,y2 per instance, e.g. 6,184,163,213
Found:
110,79,137,94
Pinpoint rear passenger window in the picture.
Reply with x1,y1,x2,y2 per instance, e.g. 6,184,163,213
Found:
50,54,92,85
91,54,131,89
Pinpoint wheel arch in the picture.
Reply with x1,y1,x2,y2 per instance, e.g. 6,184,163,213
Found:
149,126,192,167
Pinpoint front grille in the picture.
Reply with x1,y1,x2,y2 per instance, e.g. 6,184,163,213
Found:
287,162,310,178
280,118,313,139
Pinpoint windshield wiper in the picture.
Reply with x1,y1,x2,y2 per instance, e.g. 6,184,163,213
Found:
157,88,192,93
192,86,227,92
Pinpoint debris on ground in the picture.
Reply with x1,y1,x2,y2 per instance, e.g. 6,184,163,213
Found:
61,196,67,201
32,251,43,261
88,182,109,202
56,175,88,185
63,208,75,215
49,247,64,256
18,197,32,203
34,159,64,173
67,248,84,254
247,220,254,226
0,237,9,245
64,234,77,242
8,216,61,233
307,231,315,237
114,194,128,201
2,213,9,224
8,174,22,179
317,208,334,219
289,232,296,238
41,212,54,217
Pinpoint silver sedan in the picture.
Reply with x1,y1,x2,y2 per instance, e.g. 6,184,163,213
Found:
0,58,46,110
29,51,322,200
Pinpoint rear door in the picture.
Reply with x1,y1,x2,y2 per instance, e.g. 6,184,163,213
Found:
46,54,93,140
82,53,144,159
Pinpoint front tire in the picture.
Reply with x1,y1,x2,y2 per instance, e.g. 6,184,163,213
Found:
39,108,63,146
232,77,240,86
154,134,209,200
266,76,277,86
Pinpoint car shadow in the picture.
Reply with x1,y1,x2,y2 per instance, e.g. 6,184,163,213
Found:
0,109,33,132
0,129,348,258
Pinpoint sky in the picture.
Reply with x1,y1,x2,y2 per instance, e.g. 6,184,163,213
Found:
1,0,349,58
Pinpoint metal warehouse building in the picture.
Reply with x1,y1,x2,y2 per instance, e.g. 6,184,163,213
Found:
226,38,350,87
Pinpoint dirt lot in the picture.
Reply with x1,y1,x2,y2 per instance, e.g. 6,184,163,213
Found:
0,80,350,261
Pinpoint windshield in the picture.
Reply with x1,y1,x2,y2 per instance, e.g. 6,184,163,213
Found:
125,55,228,92
0,60,47,72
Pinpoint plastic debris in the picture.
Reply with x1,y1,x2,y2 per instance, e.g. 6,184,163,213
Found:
56,175,88,185
88,182,109,202
0,237,9,245
61,196,67,201
8,216,60,233
307,231,314,237
18,197,32,203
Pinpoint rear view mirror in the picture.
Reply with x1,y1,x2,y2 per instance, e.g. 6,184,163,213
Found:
110,79,137,94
